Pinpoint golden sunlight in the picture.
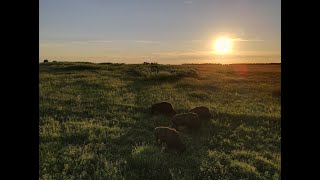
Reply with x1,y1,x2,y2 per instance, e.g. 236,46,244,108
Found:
213,36,233,55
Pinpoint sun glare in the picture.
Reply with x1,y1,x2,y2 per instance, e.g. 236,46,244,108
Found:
213,37,233,55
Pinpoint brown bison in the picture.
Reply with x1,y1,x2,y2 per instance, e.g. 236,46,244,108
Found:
188,106,213,120
154,126,186,153
172,112,201,130
151,102,177,116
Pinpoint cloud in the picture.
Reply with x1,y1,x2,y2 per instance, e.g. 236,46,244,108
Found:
184,1,193,4
135,40,161,44
184,40,203,43
232,38,264,42
71,40,113,44
152,50,212,57
40,40,113,44
87,40,113,43
40,42,68,47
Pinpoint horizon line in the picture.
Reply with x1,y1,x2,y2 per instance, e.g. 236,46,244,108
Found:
39,60,281,65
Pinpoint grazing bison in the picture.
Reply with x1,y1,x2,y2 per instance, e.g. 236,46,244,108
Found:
188,106,213,120
154,126,186,153
172,112,201,130
151,102,176,116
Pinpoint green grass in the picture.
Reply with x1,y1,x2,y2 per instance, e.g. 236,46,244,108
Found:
40,62,281,179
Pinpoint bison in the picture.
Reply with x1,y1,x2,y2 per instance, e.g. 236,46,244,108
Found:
154,126,186,153
151,102,177,116
172,112,201,130
188,106,213,121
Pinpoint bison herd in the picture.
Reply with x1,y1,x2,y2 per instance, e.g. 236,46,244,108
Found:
152,101,214,154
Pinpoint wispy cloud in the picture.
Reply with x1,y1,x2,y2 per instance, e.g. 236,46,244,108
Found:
232,38,264,42
152,50,276,57
40,40,113,45
184,40,203,43
40,39,163,46
135,40,161,44
184,1,193,4
70,40,113,44
152,50,212,57
40,42,70,47
87,40,113,43
40,40,114,49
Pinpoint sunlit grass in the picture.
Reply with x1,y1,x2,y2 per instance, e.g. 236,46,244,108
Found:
40,62,280,179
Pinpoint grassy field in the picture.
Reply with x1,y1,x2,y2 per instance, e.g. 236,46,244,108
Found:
39,62,281,180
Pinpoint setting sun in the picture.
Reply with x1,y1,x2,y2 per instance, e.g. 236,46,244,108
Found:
214,37,233,55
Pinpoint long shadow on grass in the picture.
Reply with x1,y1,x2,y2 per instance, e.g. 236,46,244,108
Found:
40,101,280,179
106,111,280,179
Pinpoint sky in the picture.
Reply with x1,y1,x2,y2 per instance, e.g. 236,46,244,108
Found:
39,0,281,64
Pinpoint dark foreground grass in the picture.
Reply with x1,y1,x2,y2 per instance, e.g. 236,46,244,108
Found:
40,62,281,179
